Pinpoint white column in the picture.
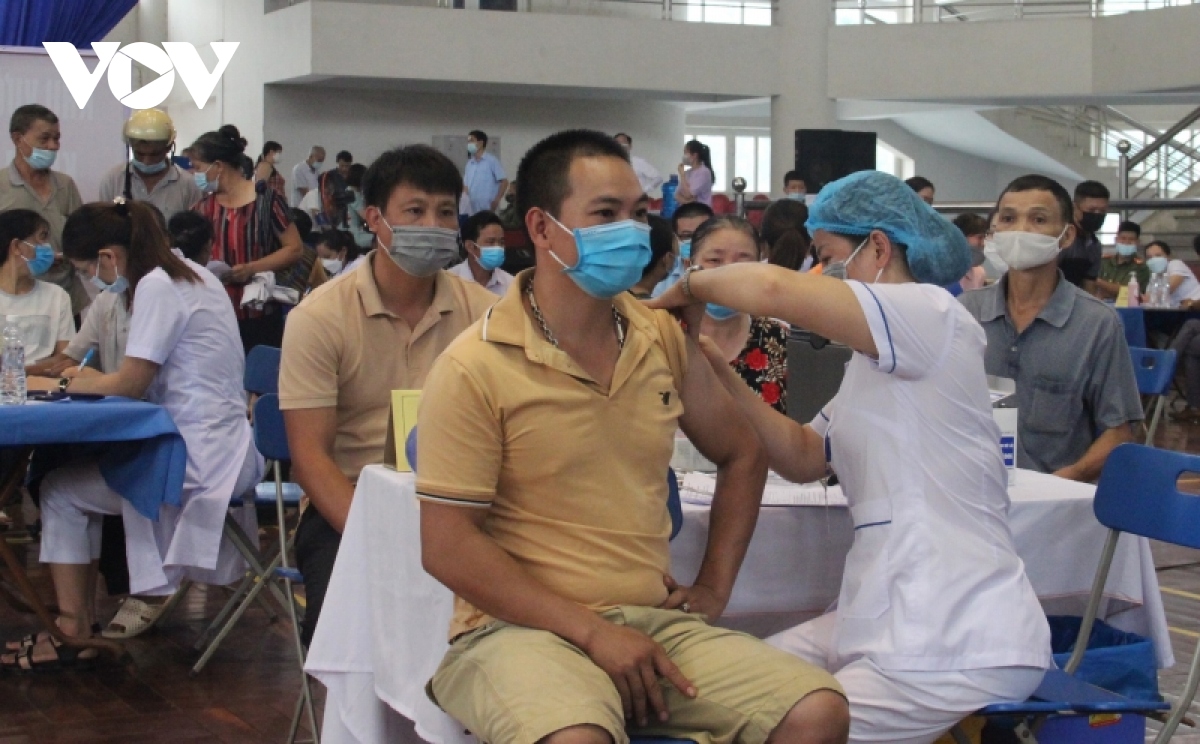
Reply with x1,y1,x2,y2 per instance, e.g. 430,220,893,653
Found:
770,1,838,198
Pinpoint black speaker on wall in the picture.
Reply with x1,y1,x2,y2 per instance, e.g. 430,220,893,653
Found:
794,130,877,193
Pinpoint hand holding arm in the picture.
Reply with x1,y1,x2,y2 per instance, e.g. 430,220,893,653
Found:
648,263,877,357
668,334,768,619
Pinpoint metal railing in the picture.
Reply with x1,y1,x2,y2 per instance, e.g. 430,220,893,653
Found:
1017,105,1200,201
833,0,1195,24
434,0,776,23
273,0,777,23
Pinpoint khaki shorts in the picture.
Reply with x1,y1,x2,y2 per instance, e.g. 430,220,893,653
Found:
430,605,843,744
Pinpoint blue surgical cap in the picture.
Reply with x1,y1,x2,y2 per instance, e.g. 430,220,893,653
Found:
806,170,969,286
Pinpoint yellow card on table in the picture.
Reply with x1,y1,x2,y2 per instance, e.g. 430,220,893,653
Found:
384,390,422,471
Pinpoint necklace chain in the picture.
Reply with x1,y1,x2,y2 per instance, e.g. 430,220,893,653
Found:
526,280,624,351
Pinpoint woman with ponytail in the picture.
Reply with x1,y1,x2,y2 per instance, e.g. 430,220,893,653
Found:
761,198,814,271
1,201,263,669
676,139,715,207
190,125,304,352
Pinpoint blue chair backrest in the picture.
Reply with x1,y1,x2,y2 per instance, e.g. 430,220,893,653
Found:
245,345,281,396
1129,346,1176,397
252,393,290,463
1115,308,1147,349
1094,443,1200,550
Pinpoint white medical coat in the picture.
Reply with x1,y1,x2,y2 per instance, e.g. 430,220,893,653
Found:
811,281,1051,672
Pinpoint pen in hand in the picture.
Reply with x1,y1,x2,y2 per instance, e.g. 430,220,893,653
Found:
77,348,95,372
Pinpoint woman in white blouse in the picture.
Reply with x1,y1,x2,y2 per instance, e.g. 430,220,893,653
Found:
2,201,262,671
1145,240,1200,308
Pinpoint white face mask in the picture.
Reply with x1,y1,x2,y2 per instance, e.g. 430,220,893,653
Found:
988,227,1067,271
321,258,343,275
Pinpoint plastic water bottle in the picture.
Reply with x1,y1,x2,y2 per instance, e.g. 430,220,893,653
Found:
1127,276,1140,308
661,175,678,219
1,316,26,406
1151,273,1170,307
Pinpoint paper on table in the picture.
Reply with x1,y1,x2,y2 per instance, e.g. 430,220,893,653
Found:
679,471,848,508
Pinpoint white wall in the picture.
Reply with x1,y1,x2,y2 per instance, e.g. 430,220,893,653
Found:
827,5,1200,105
263,85,685,191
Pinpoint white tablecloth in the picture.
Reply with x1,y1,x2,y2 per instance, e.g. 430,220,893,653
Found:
306,466,1173,744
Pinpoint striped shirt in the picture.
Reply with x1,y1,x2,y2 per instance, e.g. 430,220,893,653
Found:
193,186,292,317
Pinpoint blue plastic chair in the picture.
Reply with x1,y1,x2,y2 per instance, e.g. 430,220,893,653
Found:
253,393,319,743
1129,347,1177,446
961,443,1199,742
1116,307,1148,349
244,344,281,396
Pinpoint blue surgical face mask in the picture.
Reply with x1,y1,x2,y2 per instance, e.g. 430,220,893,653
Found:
89,256,129,294
1115,242,1137,257
22,142,56,171
785,192,806,201
546,215,652,299
705,303,739,321
20,241,55,277
679,240,692,261
1147,256,1169,274
475,244,506,271
131,157,168,175
467,142,478,156
194,164,218,194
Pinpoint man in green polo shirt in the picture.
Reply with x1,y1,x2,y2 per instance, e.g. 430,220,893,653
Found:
1096,221,1149,301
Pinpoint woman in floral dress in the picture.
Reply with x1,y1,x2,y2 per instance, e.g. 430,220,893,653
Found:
688,216,789,414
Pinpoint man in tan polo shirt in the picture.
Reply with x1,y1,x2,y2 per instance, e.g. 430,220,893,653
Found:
280,144,495,645
417,130,848,744
1,104,88,316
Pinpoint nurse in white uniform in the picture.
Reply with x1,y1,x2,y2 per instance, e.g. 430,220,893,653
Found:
651,171,1050,744
1,201,261,671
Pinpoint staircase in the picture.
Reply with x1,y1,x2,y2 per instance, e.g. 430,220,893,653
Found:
983,105,1200,259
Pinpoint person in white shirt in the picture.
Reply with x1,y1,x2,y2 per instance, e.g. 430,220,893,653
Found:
1144,240,1200,307
652,170,1050,744
2,201,262,671
615,132,663,195
291,146,325,207
448,210,513,296
0,209,74,366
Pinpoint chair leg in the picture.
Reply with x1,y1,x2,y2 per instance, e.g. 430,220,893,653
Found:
1145,396,1166,446
1153,641,1200,743
222,511,292,614
156,578,192,628
191,551,282,675
286,579,320,744
193,570,255,651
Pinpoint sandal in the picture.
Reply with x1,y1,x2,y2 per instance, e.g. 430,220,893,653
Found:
5,623,102,652
101,597,167,639
0,635,98,673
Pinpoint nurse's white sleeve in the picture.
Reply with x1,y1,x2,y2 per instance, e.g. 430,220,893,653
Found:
124,274,188,365
846,281,958,381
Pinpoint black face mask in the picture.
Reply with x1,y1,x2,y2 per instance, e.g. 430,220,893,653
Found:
1078,211,1106,234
